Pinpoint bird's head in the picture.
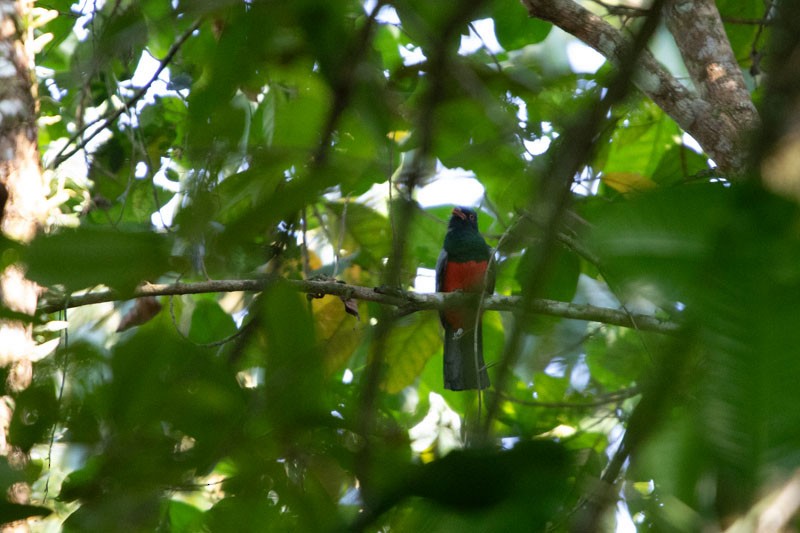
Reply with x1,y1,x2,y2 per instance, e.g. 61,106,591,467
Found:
448,206,479,232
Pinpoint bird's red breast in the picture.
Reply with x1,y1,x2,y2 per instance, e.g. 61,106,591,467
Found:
441,259,489,328
442,260,489,292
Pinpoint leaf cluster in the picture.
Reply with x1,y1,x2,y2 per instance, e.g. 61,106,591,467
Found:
12,0,800,531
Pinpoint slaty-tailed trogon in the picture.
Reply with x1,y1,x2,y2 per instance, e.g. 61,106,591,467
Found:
435,206,493,390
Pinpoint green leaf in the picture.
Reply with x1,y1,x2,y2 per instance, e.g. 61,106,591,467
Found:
585,328,650,390
95,4,148,70
651,145,709,185
599,100,683,179
58,456,103,502
24,227,171,292
382,314,442,394
718,0,764,68
584,183,732,304
271,68,331,150
516,244,580,302
0,503,51,524
418,439,566,498
531,372,569,402
434,96,515,167
407,204,452,270
492,0,551,51
204,496,287,532
186,91,250,164
515,242,580,332
688,189,800,514
373,25,407,73
9,383,59,454
378,440,570,531
187,299,237,344
259,282,325,428
164,500,205,533
634,415,708,515
62,492,161,533
248,91,276,148
109,323,247,453
325,201,391,269
394,0,465,53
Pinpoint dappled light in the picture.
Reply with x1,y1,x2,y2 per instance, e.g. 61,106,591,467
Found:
0,0,795,531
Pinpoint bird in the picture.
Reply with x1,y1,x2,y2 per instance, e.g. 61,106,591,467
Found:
435,206,493,390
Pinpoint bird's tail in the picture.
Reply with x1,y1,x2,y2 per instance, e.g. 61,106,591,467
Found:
443,323,490,391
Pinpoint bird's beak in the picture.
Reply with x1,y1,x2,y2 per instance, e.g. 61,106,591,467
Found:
452,207,466,220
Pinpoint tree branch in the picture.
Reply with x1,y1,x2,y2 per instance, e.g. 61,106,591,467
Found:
664,0,759,169
520,0,756,173
37,278,680,334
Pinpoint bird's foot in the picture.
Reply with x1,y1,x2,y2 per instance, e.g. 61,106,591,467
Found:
374,285,406,298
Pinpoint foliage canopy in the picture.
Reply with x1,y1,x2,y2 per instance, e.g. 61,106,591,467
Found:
6,0,799,530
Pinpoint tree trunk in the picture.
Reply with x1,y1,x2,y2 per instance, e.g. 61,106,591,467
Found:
0,0,48,529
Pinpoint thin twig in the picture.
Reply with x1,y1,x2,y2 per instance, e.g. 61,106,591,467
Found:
498,386,639,409
467,21,502,71
44,302,69,502
588,0,649,18
49,19,203,169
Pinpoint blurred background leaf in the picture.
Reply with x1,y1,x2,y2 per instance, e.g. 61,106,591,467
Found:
19,0,798,531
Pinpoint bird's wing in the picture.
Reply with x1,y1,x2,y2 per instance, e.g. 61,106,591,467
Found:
435,248,448,293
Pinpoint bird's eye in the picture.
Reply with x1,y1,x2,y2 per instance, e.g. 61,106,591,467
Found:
469,214,476,221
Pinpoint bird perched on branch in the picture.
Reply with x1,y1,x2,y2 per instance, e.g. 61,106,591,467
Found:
435,206,493,390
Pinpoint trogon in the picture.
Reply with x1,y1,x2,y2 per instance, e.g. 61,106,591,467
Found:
435,206,493,390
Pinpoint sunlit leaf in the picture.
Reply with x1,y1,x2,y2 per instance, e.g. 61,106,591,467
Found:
313,295,365,374
599,100,684,181
325,201,391,269
382,314,442,394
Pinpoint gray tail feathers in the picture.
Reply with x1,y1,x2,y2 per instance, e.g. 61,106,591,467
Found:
443,324,490,391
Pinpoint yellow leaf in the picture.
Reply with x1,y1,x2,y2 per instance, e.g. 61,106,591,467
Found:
313,296,365,374
602,172,657,193
387,130,411,144
381,314,441,394
419,443,437,464
633,480,655,496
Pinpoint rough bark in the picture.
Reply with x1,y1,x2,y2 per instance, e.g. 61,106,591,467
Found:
37,278,682,334
520,0,759,174
664,0,759,173
0,0,47,527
